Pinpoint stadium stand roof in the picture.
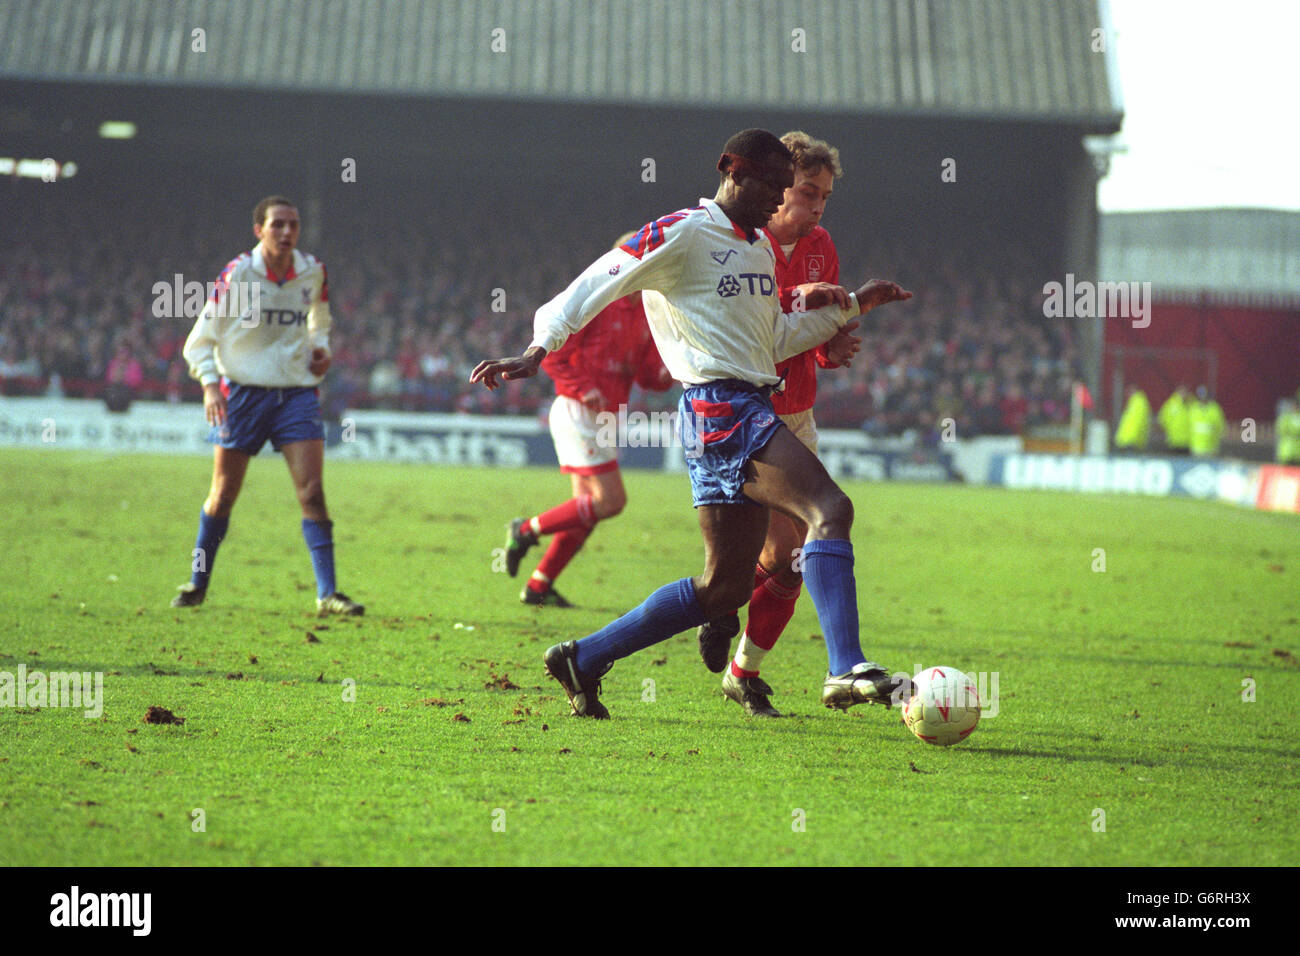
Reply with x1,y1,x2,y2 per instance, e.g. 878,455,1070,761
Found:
0,0,1121,127
1100,209,1300,307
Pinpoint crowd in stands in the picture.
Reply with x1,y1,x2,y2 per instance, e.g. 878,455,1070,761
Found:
1,183,1079,438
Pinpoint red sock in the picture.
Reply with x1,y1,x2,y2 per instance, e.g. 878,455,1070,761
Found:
746,569,801,650
529,526,593,591
530,494,595,535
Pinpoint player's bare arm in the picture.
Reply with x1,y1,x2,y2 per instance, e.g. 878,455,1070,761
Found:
854,278,912,311
795,282,851,311
470,345,548,390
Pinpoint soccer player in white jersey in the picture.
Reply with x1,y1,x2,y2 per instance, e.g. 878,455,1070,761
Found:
472,129,910,719
171,196,363,615
703,130,858,718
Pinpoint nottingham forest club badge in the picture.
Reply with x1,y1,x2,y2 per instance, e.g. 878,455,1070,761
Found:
806,255,824,281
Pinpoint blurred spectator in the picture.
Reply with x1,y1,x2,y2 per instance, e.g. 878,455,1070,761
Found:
165,361,185,404
1113,384,1151,452
368,360,402,405
1158,385,1191,455
1188,385,1225,457
0,341,41,379
103,356,132,412
999,383,1029,434
1276,398,1300,464
105,343,144,391
970,381,1003,435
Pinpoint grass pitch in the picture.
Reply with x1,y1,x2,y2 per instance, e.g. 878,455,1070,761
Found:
1,448,1297,866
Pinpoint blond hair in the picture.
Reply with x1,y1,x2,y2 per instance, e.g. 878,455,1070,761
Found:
780,131,842,179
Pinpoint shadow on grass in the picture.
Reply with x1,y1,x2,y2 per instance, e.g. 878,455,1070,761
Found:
974,745,1162,766
971,739,1299,767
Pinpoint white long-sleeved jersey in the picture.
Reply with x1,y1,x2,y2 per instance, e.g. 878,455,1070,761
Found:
182,247,332,388
530,199,855,387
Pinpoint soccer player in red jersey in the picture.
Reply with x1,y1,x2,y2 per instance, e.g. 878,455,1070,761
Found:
503,237,673,606
700,132,860,716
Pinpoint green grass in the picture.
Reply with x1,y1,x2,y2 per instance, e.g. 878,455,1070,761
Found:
1,448,1297,866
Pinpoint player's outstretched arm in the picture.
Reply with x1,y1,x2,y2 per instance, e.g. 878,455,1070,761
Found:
795,282,852,311
470,345,548,390
853,279,913,312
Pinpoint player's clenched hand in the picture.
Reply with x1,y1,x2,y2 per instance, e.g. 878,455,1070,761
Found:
202,383,227,427
309,348,331,377
824,319,862,367
853,279,913,312
580,388,606,412
470,346,547,390
795,282,851,311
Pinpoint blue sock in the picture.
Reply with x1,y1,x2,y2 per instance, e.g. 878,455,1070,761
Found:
801,538,868,675
574,578,708,676
190,510,228,590
302,519,337,600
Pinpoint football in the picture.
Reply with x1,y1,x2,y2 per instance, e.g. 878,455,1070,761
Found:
902,666,981,746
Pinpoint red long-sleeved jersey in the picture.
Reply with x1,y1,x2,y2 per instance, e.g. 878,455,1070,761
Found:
541,292,672,411
765,225,841,415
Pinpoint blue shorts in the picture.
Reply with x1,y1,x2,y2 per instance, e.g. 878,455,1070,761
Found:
678,380,784,507
210,381,325,455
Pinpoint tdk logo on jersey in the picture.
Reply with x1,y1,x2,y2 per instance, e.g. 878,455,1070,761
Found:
263,309,308,326
716,273,775,298
240,309,307,328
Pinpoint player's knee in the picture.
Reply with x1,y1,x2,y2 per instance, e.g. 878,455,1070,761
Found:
296,478,325,510
763,532,802,575
592,488,626,519
204,493,236,519
807,489,853,539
